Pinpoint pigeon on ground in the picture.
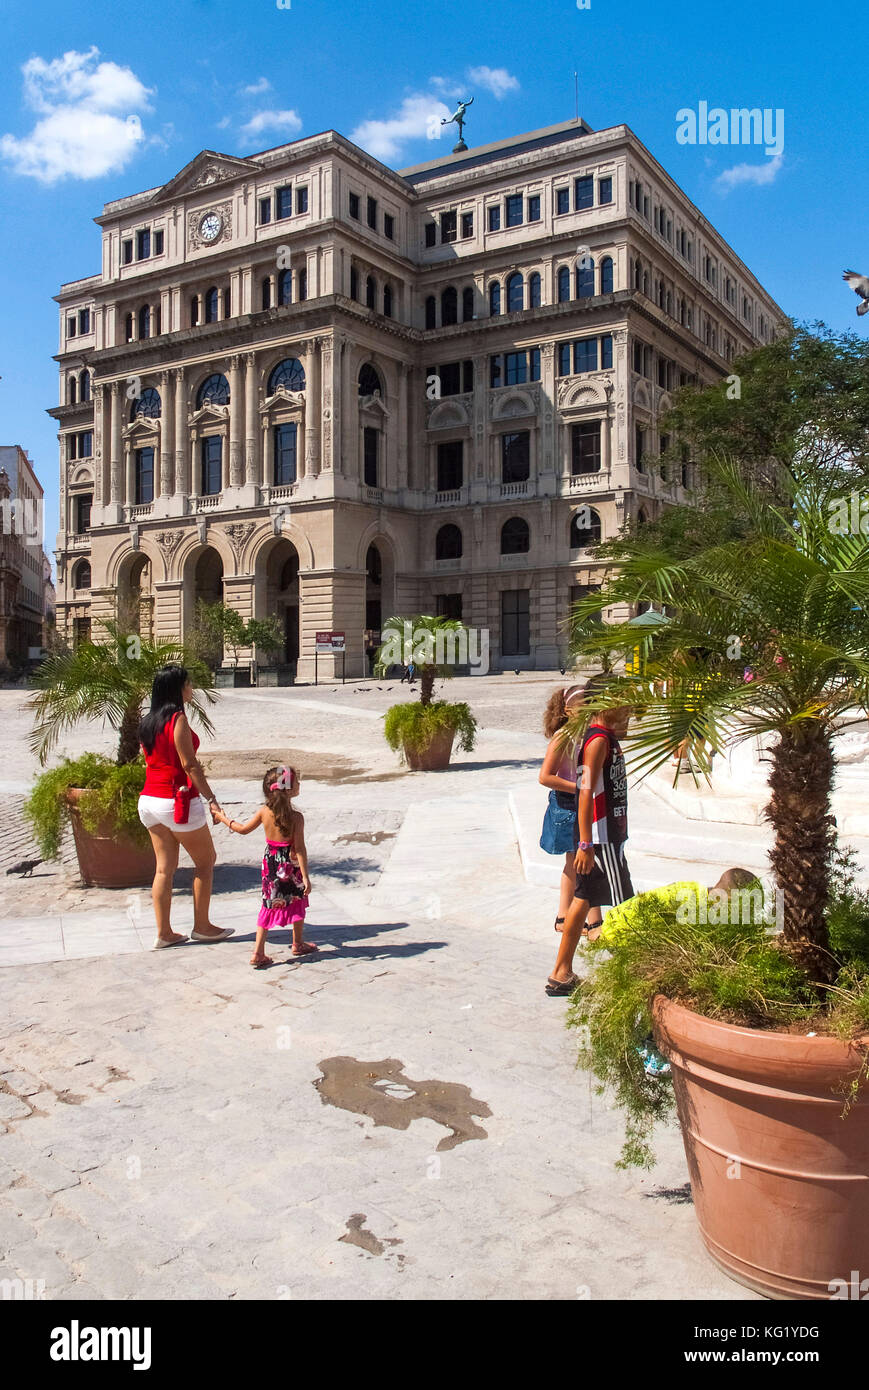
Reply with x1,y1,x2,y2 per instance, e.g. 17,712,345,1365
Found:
514,669,521,676
843,270,869,316
6,858,42,877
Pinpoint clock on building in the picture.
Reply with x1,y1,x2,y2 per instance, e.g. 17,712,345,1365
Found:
198,211,223,243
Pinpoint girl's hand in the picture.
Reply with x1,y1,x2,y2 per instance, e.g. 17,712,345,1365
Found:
302,876,312,896
575,847,596,876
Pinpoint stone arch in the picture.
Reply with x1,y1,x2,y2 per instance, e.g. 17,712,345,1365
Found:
562,380,608,410
248,519,315,575
253,533,302,670
633,380,652,411
105,534,161,589
117,549,154,638
354,517,409,578
429,400,469,430
492,389,536,421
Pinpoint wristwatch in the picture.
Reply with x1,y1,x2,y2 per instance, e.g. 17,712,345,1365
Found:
577,841,594,852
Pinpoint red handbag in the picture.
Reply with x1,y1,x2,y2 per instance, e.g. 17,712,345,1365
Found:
173,783,191,824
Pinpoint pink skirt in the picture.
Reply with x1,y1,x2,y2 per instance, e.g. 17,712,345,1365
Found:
257,898,309,930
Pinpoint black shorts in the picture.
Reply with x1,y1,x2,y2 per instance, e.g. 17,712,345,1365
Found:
574,842,634,909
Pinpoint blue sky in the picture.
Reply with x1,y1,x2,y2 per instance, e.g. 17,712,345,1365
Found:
1,0,866,548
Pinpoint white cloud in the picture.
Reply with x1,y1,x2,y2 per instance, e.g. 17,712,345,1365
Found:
240,108,303,141
429,75,465,99
716,152,784,191
466,66,519,100
240,77,272,96
351,95,453,162
1,47,152,184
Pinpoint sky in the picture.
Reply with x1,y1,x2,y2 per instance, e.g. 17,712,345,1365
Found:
1,0,867,554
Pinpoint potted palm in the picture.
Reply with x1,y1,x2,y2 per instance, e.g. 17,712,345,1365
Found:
376,614,477,771
25,620,216,888
564,454,869,1299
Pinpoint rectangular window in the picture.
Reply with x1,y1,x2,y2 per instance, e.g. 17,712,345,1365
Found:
295,186,308,215
501,590,530,657
73,617,91,647
501,432,530,484
136,228,151,260
635,424,645,471
276,185,293,219
78,309,91,334
556,187,570,215
437,361,462,396
273,423,298,486
574,175,594,210
437,440,463,491
363,427,379,486
66,316,76,338
505,351,528,386
598,176,613,205
490,356,502,389
557,343,571,377
384,213,394,240
437,594,463,620
122,240,133,265
461,211,474,238
505,194,523,227
440,210,457,243
487,204,501,232
530,348,541,381
601,333,613,369
201,436,222,495
572,422,601,475
367,196,377,229
527,194,541,222
574,338,598,373
78,431,93,458
75,494,92,534
425,222,437,247
259,197,272,225
349,192,360,220
462,360,474,393
135,447,155,504
154,229,164,255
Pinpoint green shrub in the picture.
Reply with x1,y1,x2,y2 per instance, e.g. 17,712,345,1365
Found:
24,753,150,859
383,700,477,759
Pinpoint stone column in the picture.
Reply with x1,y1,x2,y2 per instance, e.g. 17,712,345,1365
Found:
320,338,335,471
228,356,243,487
159,370,174,499
245,352,259,486
173,368,188,505
396,360,409,490
304,340,320,479
94,383,106,507
539,342,557,496
109,381,123,515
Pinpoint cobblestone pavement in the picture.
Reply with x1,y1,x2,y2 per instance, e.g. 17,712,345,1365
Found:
0,679,758,1300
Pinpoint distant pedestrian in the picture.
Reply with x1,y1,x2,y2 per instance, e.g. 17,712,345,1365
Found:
546,679,634,997
212,765,314,968
401,661,416,684
538,684,605,936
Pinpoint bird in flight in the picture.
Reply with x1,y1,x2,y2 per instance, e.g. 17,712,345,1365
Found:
843,270,869,316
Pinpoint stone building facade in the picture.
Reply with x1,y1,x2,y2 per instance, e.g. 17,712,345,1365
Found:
0,445,48,669
51,119,786,678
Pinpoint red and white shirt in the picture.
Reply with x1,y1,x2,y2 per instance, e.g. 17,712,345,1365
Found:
577,724,628,845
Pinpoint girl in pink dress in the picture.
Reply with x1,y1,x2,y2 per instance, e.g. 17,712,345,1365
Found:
213,765,315,968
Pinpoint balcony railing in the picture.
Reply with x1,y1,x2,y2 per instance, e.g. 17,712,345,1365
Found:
127,503,153,519
435,557,461,571
434,488,465,507
500,552,530,567
365,486,383,504
563,469,611,493
499,480,529,498
191,494,222,511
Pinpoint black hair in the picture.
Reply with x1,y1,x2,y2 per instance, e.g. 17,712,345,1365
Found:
138,664,189,754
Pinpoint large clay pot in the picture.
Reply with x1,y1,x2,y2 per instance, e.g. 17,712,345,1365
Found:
66,788,156,888
653,995,869,1299
404,727,455,771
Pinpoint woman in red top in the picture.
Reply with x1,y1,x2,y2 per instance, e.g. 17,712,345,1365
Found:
138,664,234,951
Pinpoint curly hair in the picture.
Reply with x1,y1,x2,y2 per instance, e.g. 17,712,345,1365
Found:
262,766,300,842
543,687,568,738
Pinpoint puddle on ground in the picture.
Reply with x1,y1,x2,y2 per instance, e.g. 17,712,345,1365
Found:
334,831,396,846
339,1213,403,1260
203,749,366,783
314,1057,491,1151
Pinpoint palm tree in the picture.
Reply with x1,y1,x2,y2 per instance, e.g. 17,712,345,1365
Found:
375,614,469,706
29,620,216,767
567,456,869,984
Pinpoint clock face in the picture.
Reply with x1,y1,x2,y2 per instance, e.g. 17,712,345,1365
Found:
199,212,223,243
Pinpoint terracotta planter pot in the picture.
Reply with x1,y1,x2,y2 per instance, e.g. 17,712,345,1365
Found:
66,788,156,889
404,727,455,771
653,995,869,1300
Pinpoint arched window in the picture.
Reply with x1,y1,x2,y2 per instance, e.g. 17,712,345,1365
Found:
366,275,376,310
600,257,614,294
68,375,77,405
557,266,571,302
500,516,530,555
383,284,393,318
489,281,501,316
79,371,91,403
73,560,91,590
358,363,383,399
267,359,306,395
261,277,272,310
138,305,150,339
436,523,463,560
125,312,134,342
204,287,219,323
441,286,458,326
130,387,162,421
462,286,475,322
576,257,595,298
506,272,524,313
529,272,541,308
278,269,292,306
196,373,230,408
570,507,602,548
425,295,437,329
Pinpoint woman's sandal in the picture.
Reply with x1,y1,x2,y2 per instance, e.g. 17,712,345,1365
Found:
250,954,273,969
291,942,318,957
545,974,579,997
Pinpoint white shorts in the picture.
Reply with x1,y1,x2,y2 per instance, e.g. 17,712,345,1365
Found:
137,794,207,832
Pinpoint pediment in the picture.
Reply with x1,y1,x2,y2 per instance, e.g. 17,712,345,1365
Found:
633,380,652,411
123,416,161,441
189,403,230,428
157,150,263,202
359,393,389,416
260,388,306,414
491,389,537,421
560,380,608,410
428,401,469,430
70,464,94,486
